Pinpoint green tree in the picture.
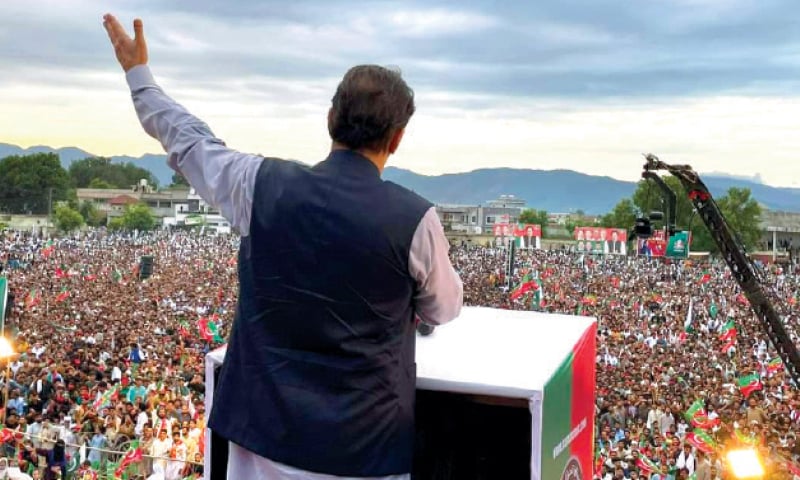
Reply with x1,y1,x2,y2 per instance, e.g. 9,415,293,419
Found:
88,178,115,189
0,153,71,214
170,173,190,188
631,175,697,230
78,201,107,227
564,217,597,238
719,187,762,249
107,216,124,231
518,209,548,236
53,204,84,232
113,203,156,231
68,157,158,189
631,177,762,253
600,199,637,229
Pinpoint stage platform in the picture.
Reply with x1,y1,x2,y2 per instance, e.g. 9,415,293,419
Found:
204,306,596,480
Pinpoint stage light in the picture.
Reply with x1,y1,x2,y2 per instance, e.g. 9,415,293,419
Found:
726,448,764,479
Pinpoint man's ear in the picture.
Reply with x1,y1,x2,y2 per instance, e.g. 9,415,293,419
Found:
388,128,405,155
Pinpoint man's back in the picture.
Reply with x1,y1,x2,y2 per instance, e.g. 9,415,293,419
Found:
211,151,434,475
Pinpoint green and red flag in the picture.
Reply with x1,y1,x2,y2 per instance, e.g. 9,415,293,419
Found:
581,294,597,306
685,429,717,454
734,429,759,447
698,270,711,284
683,400,718,429
178,319,191,338
92,385,120,412
593,452,604,478
767,357,783,374
41,239,55,258
635,455,662,475
719,319,736,342
530,286,544,309
197,316,223,343
55,286,70,303
720,322,737,352
684,399,705,422
111,268,123,283
720,338,736,354
114,439,143,478
24,288,40,309
737,373,763,397
510,274,540,301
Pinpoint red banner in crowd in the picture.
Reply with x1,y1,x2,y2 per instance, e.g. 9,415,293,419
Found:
493,223,542,238
637,230,667,257
514,224,542,237
573,227,627,243
573,227,628,255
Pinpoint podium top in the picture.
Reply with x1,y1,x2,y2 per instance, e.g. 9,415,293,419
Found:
416,306,596,400
205,306,596,402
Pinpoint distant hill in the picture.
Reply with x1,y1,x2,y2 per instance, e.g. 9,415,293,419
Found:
3,142,799,214
382,167,634,214
381,167,800,214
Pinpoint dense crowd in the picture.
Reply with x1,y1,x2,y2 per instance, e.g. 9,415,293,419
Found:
1,231,800,479
453,242,800,480
1,230,236,479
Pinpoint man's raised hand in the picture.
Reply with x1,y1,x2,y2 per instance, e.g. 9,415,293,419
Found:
103,14,148,72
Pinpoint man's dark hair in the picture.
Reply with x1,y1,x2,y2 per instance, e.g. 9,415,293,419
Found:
328,65,415,152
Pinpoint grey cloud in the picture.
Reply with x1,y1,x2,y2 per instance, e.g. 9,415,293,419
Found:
3,0,800,101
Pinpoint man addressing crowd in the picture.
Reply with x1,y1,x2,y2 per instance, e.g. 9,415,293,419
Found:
103,13,463,480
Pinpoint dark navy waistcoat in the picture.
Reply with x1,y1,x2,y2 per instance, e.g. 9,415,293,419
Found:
208,150,433,476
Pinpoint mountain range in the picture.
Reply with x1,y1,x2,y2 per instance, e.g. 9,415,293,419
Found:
2,142,799,214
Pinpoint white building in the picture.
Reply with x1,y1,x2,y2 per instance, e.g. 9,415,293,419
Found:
161,188,232,234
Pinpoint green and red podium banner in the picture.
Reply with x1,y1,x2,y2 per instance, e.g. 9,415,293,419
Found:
541,322,597,480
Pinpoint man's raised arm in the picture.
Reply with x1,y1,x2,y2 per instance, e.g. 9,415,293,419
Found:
103,14,262,236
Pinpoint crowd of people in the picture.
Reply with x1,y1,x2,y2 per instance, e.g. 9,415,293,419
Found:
1,230,800,479
1,230,235,479
453,241,800,480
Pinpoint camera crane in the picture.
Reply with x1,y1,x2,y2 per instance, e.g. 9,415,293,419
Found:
642,153,800,386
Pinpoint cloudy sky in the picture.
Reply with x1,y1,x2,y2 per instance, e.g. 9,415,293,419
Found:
2,0,800,186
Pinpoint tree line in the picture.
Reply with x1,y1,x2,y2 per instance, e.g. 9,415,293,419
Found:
0,152,183,232
520,175,763,254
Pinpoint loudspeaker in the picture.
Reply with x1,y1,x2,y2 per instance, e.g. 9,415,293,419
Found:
139,255,154,280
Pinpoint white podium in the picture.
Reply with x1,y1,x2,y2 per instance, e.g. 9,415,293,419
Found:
204,307,596,480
